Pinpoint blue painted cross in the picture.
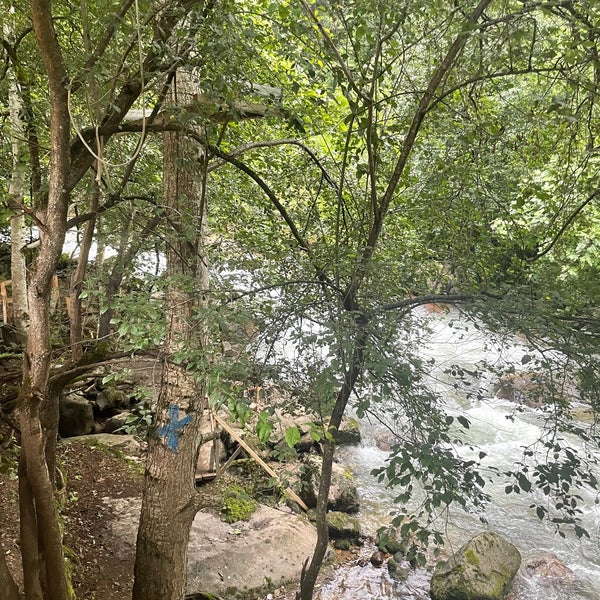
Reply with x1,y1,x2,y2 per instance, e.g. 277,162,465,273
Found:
157,404,192,452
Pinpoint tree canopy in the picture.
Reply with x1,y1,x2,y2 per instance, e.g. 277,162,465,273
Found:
1,1,600,599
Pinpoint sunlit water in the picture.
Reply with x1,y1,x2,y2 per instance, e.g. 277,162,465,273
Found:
317,313,600,600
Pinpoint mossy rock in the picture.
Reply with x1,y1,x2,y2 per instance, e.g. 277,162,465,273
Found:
430,531,521,600
326,511,361,540
376,526,407,555
387,557,409,582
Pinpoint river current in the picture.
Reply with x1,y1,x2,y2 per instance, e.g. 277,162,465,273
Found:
317,313,600,600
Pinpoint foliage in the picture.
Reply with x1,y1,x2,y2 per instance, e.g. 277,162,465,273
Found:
219,484,258,524
115,402,154,438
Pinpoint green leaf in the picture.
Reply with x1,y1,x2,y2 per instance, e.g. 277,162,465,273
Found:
255,411,274,443
456,415,470,429
517,473,531,492
309,429,322,442
284,426,301,448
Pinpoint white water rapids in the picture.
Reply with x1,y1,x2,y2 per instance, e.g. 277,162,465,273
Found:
317,313,600,600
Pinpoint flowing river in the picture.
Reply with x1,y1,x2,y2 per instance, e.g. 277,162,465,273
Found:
317,312,600,600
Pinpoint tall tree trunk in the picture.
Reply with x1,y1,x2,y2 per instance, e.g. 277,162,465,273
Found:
7,56,29,345
6,11,45,599
16,2,73,599
96,213,160,341
0,546,19,600
132,70,209,600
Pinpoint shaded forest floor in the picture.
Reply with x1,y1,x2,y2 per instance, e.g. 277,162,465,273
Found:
0,439,330,600
1,440,145,599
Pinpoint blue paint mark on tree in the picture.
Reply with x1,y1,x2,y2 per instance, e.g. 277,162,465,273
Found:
157,405,192,452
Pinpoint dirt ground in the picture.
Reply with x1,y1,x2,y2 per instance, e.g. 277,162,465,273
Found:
0,440,145,600
0,439,335,600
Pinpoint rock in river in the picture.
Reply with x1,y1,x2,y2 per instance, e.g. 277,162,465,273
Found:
430,531,521,600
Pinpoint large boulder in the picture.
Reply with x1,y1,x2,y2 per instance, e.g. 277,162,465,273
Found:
430,532,521,600
107,499,317,599
295,457,360,513
59,393,95,437
60,433,145,459
187,505,317,597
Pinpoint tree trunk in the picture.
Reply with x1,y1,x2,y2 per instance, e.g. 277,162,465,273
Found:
0,547,19,600
298,325,367,600
7,56,29,345
132,69,209,600
97,213,160,341
69,176,99,362
16,2,74,599
18,455,44,600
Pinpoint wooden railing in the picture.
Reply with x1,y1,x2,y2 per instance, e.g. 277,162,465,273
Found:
1,275,62,324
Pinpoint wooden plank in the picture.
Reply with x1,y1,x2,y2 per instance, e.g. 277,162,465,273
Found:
1,280,11,324
216,445,242,476
213,412,310,512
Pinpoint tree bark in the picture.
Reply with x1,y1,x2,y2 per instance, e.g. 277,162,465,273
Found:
7,60,29,345
17,2,73,598
19,455,44,600
132,69,209,600
0,543,20,600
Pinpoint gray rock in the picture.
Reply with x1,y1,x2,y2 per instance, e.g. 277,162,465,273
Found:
103,411,131,433
59,393,95,437
96,387,128,410
268,411,314,446
107,499,317,599
376,526,408,555
328,462,360,513
491,372,576,409
374,428,397,452
430,531,521,600
522,553,573,580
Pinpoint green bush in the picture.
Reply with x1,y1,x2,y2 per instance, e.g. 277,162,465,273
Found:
220,485,258,523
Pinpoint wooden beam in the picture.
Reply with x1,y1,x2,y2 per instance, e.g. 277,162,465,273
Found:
213,412,310,512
